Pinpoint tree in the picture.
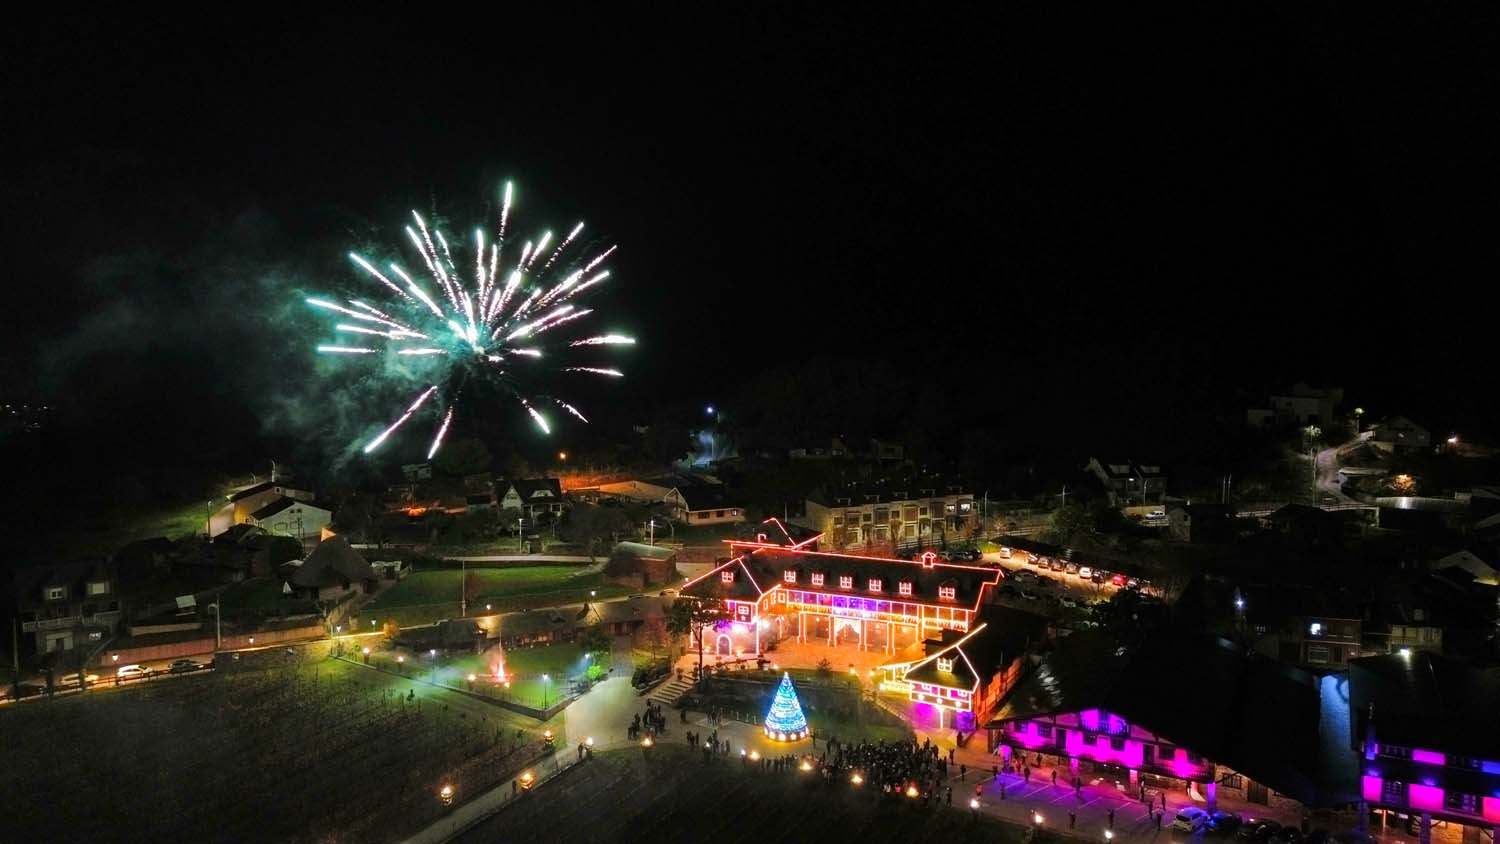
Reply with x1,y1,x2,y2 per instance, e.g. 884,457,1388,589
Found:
433,437,492,477
577,625,610,657
640,615,669,660
639,422,693,466
1041,503,1090,543
561,502,632,562
667,597,727,686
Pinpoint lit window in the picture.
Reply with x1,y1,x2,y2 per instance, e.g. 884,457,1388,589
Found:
868,578,882,593
839,575,853,590
937,657,954,672
811,572,825,587
898,581,912,596
721,570,735,583
783,570,797,584
1309,622,1323,636
45,586,66,601
938,586,956,601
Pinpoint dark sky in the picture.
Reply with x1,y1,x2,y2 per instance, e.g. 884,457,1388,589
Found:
3,7,1498,472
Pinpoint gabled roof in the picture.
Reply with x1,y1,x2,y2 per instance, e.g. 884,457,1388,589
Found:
250,496,333,522
504,478,563,501
904,608,1050,689
290,536,372,588
729,517,821,548
674,484,740,511
229,481,313,503
680,557,766,602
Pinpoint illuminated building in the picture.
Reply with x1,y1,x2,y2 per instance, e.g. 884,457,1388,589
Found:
680,521,1002,659
1350,653,1500,842
802,478,976,548
987,632,1358,816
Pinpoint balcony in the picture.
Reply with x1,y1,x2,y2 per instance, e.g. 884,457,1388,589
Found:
20,609,120,633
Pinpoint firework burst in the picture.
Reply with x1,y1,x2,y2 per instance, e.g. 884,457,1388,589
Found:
307,181,633,456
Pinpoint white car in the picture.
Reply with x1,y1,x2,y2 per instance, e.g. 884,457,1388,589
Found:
1173,807,1209,833
999,547,1012,559
116,664,151,680
58,672,99,687
1078,566,1093,579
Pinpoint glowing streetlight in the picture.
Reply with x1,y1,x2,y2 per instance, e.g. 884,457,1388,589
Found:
748,750,760,761
585,737,594,748
558,451,568,461
112,654,119,661
439,784,454,805
1106,831,1115,841
1399,647,1412,659
970,797,980,809
799,759,812,772
1033,813,1044,826
467,673,477,682
851,772,864,785
397,655,405,664
906,784,920,799
641,735,654,748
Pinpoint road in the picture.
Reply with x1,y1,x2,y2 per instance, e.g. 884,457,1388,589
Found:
1314,438,1361,504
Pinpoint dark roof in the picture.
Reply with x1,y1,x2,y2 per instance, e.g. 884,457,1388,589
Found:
13,560,113,607
808,475,972,507
682,547,1000,607
592,596,669,626
730,517,821,547
675,483,739,511
990,631,1351,807
903,612,1047,689
229,481,277,502
290,536,372,588
215,523,265,545
1349,652,1500,760
505,478,563,501
250,496,333,521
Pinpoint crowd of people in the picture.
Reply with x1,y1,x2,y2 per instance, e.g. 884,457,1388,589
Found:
628,701,669,741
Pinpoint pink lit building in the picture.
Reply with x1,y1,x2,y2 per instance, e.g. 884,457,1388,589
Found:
1350,653,1500,844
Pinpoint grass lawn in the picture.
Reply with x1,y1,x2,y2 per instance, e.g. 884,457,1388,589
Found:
364,567,633,628
0,649,558,844
372,641,610,709
454,745,1030,844
219,576,302,611
671,521,745,545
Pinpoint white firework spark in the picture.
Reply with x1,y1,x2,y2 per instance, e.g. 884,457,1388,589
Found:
307,181,629,456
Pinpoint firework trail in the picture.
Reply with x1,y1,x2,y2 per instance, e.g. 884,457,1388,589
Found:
307,181,631,456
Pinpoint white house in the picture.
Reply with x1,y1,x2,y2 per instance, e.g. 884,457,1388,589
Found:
245,497,333,544
500,478,565,518
1366,416,1430,452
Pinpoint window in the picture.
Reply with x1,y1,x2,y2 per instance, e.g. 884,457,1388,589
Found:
959,501,972,512
1221,774,1243,790
731,509,740,516
715,510,725,518
938,586,956,601
919,506,929,517
1160,744,1176,760
937,657,954,672
45,586,66,601
1381,744,1411,760
1110,736,1126,751
1444,793,1478,814
868,578,882,593
1186,752,1202,765
86,581,110,596
1038,723,1054,739
720,570,735,583
946,503,957,514
839,575,853,590
811,572,825,587
833,516,844,527
1306,644,1331,663
1142,744,1154,763
783,570,797,584
862,512,873,523
898,580,913,596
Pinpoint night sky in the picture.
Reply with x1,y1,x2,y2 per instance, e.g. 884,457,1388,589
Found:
3,7,1498,482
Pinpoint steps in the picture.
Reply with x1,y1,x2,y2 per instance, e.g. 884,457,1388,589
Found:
650,676,695,707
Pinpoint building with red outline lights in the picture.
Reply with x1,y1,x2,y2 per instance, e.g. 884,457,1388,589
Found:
681,518,1032,729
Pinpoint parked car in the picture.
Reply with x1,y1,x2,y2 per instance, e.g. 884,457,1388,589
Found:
999,546,1013,559
1049,559,1066,572
116,664,151,680
1173,807,1210,833
1237,821,1282,841
1125,577,1140,589
1077,565,1092,579
1059,597,1078,609
1111,573,1127,586
1208,813,1243,835
58,672,100,687
1092,570,1107,583
1148,509,1166,519
169,658,203,674
1064,562,1079,575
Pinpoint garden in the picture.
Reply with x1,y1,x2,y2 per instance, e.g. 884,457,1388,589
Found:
0,648,557,844
363,639,612,711
362,565,633,628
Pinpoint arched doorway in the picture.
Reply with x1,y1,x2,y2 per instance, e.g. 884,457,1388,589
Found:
716,634,733,656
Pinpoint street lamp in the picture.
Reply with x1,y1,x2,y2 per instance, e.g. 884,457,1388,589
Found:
1105,830,1115,841
207,602,221,653
439,784,454,806
1033,813,1044,827
542,673,550,708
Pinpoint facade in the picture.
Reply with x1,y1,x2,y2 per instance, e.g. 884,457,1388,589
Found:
13,561,124,656
802,479,976,549
500,478,565,518
987,632,1355,814
285,536,375,602
224,481,315,530
1283,615,1363,669
681,538,1001,660
1166,501,1231,543
896,607,1048,732
1350,653,1500,842
245,497,333,544
1247,384,1344,428
1085,459,1167,508
592,473,742,524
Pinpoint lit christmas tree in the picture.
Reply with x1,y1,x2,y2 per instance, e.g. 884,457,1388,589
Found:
763,672,809,741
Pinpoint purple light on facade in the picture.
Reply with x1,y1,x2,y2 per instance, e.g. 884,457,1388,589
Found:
1107,714,1127,735
1411,749,1446,766
1362,775,1383,803
1484,796,1500,822
1408,783,1444,812
1080,709,1101,731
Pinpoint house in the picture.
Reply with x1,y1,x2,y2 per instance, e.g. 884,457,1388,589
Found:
788,437,849,460
244,497,333,544
223,481,316,530
1085,459,1167,508
604,542,679,590
593,473,743,525
464,473,495,511
987,631,1358,812
589,595,670,637
1349,653,1500,843
499,478,565,518
869,438,905,462
1282,615,1363,669
1246,384,1344,428
401,463,433,481
1265,503,1350,549
1166,501,1231,543
802,477,975,549
12,560,124,657
1367,416,1431,453
285,536,375,602
729,517,822,552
